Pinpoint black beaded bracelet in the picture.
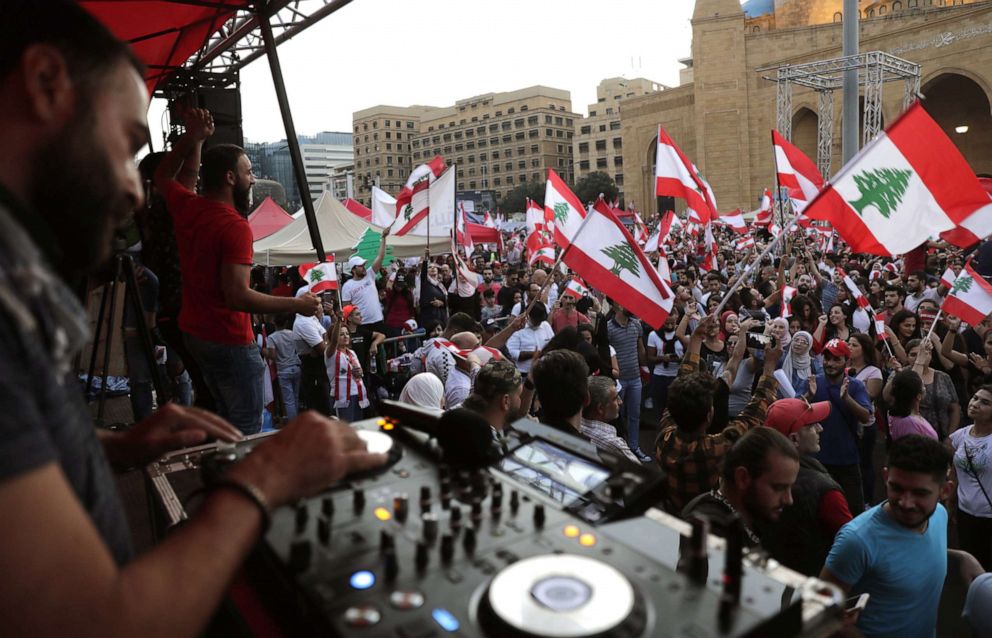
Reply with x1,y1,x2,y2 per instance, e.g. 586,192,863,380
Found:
189,478,272,534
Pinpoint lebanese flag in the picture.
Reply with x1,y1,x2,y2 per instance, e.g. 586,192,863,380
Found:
455,202,474,255
838,268,871,310
644,230,661,253
656,249,673,285
563,277,590,300
772,130,824,212
563,199,673,328
526,197,547,236
299,260,338,293
780,285,798,318
942,261,992,327
769,222,783,238
752,189,774,226
655,126,717,223
528,232,556,267
449,230,479,297
803,103,992,255
391,155,448,236
633,211,650,245
371,186,398,228
940,266,958,289
717,208,748,234
482,211,497,229
736,235,756,251
544,169,587,249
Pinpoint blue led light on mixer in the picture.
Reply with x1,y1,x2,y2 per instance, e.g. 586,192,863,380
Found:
349,570,375,590
432,608,460,632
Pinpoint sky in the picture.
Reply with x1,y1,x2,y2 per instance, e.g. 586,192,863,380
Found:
150,0,697,146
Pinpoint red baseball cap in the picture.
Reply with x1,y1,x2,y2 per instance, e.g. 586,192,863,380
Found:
766,399,831,436
342,305,358,322
822,338,851,358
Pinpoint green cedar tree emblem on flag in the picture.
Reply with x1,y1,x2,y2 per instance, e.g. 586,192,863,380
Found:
601,243,640,277
553,202,569,225
952,274,973,295
309,268,324,283
848,168,913,219
403,203,414,220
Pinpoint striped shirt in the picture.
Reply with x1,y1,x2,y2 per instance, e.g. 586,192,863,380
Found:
580,418,640,463
608,316,642,380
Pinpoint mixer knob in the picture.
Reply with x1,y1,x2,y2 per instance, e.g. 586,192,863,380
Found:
420,485,432,509
422,512,439,543
450,505,462,529
321,496,335,517
353,488,366,512
317,517,331,545
462,526,477,555
493,483,503,499
289,539,311,572
533,504,546,529
415,541,429,572
380,530,395,553
383,548,399,582
440,534,454,563
394,494,409,523
470,500,483,524
509,490,520,514
295,504,309,533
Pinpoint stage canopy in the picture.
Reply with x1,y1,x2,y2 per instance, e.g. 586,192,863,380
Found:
254,193,449,265
248,196,293,240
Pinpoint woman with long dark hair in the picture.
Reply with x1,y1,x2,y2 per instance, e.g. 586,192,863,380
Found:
949,384,992,570
849,332,884,504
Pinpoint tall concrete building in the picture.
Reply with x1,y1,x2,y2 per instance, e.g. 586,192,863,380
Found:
572,77,667,205
352,86,579,207
246,131,353,210
352,105,434,204
620,0,992,216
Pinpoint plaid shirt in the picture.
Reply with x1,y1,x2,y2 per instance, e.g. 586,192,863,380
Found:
655,351,778,512
580,418,640,463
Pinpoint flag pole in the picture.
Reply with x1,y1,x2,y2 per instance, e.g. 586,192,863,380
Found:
924,309,943,342
712,209,806,317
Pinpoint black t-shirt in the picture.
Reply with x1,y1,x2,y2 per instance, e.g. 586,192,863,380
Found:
349,324,373,373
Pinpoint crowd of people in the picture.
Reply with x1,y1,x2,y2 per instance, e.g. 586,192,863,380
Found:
2,3,992,637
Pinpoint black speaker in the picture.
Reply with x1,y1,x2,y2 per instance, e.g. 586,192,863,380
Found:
197,88,243,149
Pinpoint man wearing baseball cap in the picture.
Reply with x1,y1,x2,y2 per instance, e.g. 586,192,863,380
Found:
793,338,873,516
341,225,389,333
760,398,853,576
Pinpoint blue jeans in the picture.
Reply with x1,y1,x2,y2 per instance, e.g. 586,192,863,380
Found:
652,373,676,415
335,396,363,422
620,377,643,452
276,365,302,420
184,334,265,435
123,333,154,422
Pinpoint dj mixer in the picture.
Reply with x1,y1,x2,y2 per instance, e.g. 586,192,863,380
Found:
146,403,842,637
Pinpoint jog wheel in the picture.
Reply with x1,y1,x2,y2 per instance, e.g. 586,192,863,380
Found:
477,554,648,638
347,429,403,479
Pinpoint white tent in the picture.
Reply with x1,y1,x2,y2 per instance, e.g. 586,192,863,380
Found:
253,192,450,265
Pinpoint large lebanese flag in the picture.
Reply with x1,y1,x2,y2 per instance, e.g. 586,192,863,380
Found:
544,169,587,249
802,103,992,256
655,126,717,223
371,186,398,228
563,199,673,328
454,202,474,255
716,208,748,234
753,189,774,226
772,130,824,212
391,165,456,237
526,197,547,236
943,261,992,327
390,155,448,236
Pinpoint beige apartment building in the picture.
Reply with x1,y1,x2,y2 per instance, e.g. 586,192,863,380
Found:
572,77,667,205
352,105,432,204
353,86,579,207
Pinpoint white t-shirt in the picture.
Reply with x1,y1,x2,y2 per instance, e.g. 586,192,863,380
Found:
505,321,554,374
949,426,992,517
647,331,684,376
855,365,882,427
341,274,383,324
444,366,473,410
510,300,548,317
293,315,326,352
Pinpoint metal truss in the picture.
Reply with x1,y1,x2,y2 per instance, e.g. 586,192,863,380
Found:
764,51,920,176
153,0,353,98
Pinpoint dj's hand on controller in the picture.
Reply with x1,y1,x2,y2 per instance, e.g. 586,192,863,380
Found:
224,412,389,508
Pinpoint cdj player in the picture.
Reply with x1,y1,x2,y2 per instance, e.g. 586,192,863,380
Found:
146,402,843,637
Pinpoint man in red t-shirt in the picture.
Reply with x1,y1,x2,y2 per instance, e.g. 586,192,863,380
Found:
154,109,319,434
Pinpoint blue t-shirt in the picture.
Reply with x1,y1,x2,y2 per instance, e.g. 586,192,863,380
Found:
826,503,948,638
795,373,872,465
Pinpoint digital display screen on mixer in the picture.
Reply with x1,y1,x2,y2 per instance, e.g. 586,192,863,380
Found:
497,440,610,506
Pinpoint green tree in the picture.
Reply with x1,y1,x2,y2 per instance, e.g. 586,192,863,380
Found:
601,243,640,277
952,274,973,295
352,227,394,274
574,171,619,207
848,168,912,219
498,181,545,215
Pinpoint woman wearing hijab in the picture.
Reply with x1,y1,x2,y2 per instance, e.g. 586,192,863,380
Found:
419,254,448,328
781,330,821,397
719,310,739,342
398,372,445,411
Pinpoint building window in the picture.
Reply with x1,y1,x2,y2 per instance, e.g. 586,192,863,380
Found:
531,159,540,167
599,124,606,132
530,144,539,153
614,156,623,166
613,137,622,148
492,151,500,159
596,158,608,168
518,161,526,169
469,181,476,189
546,128,553,137
893,0,902,8
515,132,525,140
545,115,553,124
385,120,390,127
521,105,528,111
751,25,760,33
833,11,843,21
479,139,487,147
502,135,512,143
610,121,621,130
866,8,874,16
556,130,564,138
589,110,597,117
580,125,591,135
529,129,539,139
501,121,511,131
466,141,475,149
494,177,501,186
495,111,502,117
579,160,590,170
397,144,403,151
406,121,414,129
506,149,512,158
605,108,613,115
506,176,514,185
533,172,540,181
504,162,512,171
387,169,394,176
515,118,525,128
595,140,606,151
386,143,392,150
528,115,539,125
615,174,624,186
879,4,887,14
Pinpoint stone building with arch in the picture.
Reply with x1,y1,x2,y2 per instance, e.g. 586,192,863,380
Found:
620,0,992,215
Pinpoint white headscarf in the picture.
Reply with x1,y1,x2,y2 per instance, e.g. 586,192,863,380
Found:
399,372,445,410
782,330,813,382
